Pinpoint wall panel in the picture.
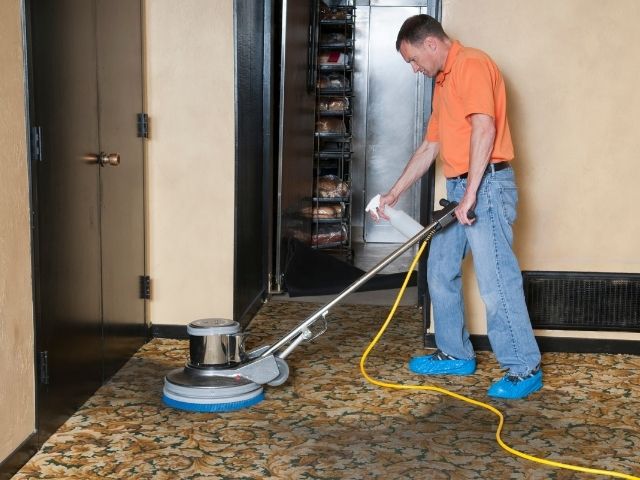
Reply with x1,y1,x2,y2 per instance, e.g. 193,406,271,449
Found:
145,0,235,325
0,0,35,463
438,0,640,340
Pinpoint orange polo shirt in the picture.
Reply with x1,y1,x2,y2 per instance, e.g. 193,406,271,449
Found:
426,41,514,178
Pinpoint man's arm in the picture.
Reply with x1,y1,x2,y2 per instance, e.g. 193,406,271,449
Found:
376,138,440,220
455,113,496,225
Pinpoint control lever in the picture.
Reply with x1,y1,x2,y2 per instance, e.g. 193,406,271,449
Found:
434,199,476,230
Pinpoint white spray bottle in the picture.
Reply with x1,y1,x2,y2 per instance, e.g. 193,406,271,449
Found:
365,194,424,239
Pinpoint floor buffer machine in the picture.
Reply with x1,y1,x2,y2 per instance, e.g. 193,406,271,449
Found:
162,199,468,412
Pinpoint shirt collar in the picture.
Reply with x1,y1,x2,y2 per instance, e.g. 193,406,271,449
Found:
436,40,462,85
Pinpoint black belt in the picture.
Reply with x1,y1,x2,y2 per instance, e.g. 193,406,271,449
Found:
448,161,510,180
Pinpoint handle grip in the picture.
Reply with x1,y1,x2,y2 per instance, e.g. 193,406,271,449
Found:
439,199,476,220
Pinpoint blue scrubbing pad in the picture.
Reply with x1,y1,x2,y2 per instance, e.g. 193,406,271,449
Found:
162,391,265,413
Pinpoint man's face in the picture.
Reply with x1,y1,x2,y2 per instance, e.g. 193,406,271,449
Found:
399,38,439,78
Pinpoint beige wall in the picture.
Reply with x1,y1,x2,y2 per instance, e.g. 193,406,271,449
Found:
145,0,236,325
0,0,36,462
437,0,640,339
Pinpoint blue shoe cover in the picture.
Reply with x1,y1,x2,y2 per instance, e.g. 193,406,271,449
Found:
488,370,543,399
408,353,476,376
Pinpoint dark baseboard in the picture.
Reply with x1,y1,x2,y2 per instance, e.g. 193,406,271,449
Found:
236,292,265,329
424,334,640,355
533,336,640,354
0,432,37,480
151,324,188,339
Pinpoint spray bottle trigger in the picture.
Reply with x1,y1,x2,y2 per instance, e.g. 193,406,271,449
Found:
365,194,382,220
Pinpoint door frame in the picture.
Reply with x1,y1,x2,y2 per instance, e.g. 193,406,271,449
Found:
232,0,274,325
24,0,42,456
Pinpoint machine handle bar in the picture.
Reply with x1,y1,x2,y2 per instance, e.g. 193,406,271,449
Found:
262,200,470,359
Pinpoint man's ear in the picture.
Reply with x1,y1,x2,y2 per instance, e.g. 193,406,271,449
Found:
423,36,437,51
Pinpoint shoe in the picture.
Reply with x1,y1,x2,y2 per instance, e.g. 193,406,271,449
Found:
408,349,476,375
488,369,543,399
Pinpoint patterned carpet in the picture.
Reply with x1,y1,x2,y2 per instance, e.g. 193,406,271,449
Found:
13,301,640,479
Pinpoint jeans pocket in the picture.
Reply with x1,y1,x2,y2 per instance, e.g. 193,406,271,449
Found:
498,185,518,225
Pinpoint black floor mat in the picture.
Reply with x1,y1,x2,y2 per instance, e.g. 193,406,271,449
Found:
284,239,417,297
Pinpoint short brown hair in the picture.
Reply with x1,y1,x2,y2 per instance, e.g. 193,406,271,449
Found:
396,14,448,51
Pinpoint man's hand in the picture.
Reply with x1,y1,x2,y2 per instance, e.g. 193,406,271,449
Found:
455,191,476,225
371,192,398,221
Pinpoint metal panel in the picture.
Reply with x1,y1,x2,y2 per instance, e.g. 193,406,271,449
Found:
96,0,146,380
363,6,425,242
274,0,316,290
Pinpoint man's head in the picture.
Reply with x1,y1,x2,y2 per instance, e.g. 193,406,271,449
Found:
396,14,451,78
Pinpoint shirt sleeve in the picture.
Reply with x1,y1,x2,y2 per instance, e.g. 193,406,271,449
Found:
457,57,495,119
425,88,440,142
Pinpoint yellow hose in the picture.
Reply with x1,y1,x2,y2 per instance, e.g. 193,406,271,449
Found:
359,239,639,480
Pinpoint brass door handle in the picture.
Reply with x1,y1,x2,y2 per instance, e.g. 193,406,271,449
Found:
98,152,120,167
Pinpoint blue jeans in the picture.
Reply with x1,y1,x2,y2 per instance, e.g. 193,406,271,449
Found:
427,167,541,376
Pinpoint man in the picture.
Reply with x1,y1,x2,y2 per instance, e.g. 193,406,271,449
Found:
373,14,542,399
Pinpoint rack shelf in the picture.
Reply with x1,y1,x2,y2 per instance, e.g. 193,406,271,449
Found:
320,19,354,27
312,196,350,203
318,64,353,72
315,132,351,140
317,89,353,97
318,41,354,49
313,218,344,224
312,241,349,250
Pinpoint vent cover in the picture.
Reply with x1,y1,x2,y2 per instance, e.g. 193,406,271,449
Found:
523,271,640,332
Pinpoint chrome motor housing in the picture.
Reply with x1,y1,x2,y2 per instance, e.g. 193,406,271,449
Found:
187,318,245,368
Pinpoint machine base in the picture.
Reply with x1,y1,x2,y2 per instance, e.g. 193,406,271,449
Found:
163,366,265,412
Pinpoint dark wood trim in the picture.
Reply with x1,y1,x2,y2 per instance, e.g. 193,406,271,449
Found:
424,334,640,355
0,433,37,480
236,291,265,329
532,336,640,355
150,324,188,339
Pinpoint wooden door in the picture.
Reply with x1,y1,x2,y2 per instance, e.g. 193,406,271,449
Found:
29,0,146,439
30,0,103,439
96,0,146,380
